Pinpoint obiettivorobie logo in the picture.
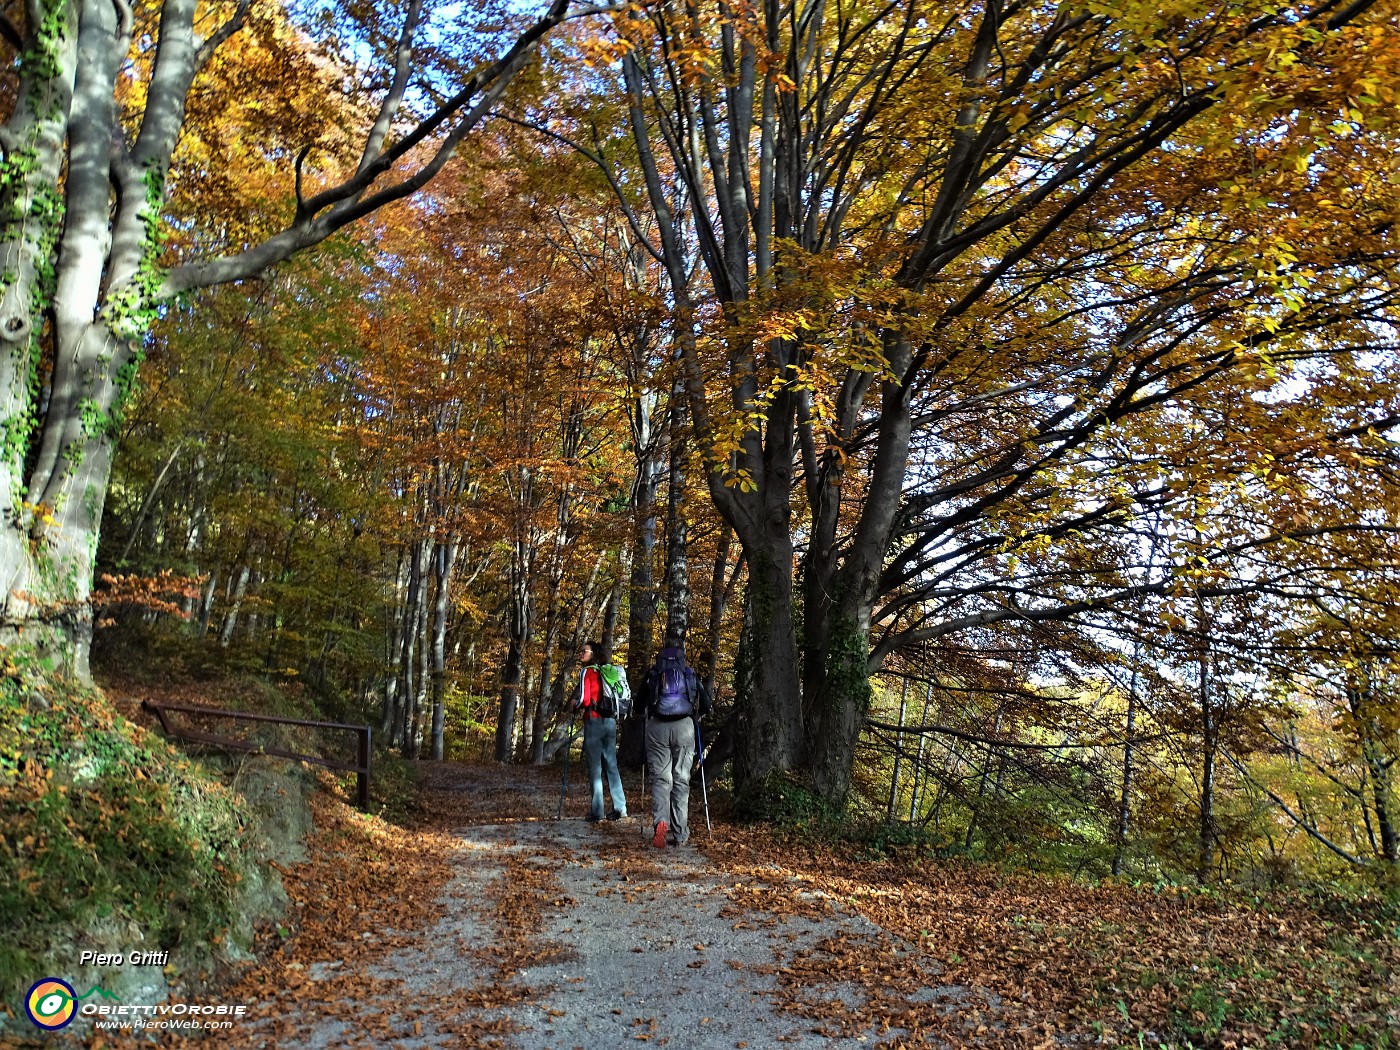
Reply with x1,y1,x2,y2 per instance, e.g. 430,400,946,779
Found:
24,978,120,1030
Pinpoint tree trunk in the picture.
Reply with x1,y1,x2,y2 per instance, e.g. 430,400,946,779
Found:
1112,669,1140,877
496,636,524,764
495,560,531,762
807,606,874,807
243,570,263,640
626,428,662,689
415,562,430,751
887,678,909,823
197,569,218,637
429,537,458,761
1367,758,1398,865
0,0,77,512
600,557,625,657
534,661,572,765
802,334,916,808
0,0,82,668
221,565,252,646
381,548,409,743
526,598,562,762
732,542,804,797
1198,662,1218,883
703,525,737,704
663,385,689,642
515,678,538,765
623,420,663,768
1350,683,1399,864
527,648,554,764
0,330,134,678
0,0,573,682
399,539,427,758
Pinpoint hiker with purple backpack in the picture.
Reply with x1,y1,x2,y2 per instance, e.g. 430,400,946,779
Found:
642,635,710,848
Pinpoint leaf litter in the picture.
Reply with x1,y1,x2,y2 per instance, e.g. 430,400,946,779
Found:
82,761,1397,1049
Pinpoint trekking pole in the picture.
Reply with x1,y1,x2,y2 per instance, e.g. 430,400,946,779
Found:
556,713,576,821
695,717,711,833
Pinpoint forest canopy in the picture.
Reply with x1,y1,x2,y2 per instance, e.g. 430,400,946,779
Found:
0,0,1397,886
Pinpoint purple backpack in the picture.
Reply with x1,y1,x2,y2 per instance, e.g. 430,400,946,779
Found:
650,648,695,717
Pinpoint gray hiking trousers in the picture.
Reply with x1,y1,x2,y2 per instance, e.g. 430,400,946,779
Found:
646,716,696,844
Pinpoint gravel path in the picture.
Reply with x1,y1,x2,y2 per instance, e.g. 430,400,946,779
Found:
99,762,977,1050
346,763,966,1049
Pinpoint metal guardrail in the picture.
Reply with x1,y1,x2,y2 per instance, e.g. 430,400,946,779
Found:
142,700,372,811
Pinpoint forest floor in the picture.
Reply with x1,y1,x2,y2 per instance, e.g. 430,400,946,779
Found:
90,761,984,1050
79,754,1397,1050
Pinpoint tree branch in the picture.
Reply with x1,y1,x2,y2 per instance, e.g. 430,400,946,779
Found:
1221,749,1369,866
867,718,1174,751
160,0,574,298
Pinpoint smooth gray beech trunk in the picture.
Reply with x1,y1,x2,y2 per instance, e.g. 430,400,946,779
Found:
662,383,690,643
702,524,738,706
428,532,462,758
0,0,572,674
398,538,427,756
429,538,460,760
622,385,663,767
887,678,909,824
381,549,409,742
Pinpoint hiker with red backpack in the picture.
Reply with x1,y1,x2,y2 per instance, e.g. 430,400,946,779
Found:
574,640,629,824
642,635,710,848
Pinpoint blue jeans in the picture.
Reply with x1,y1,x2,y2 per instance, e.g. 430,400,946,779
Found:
583,716,626,819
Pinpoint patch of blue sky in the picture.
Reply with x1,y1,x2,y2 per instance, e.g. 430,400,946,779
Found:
284,0,558,115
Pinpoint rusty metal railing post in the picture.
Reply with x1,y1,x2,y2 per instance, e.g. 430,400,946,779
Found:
357,726,372,812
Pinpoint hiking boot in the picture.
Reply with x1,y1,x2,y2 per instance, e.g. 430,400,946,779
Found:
585,812,603,823
607,809,626,821
652,819,668,849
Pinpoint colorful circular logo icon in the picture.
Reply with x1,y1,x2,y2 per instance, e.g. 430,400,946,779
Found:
25,978,76,1029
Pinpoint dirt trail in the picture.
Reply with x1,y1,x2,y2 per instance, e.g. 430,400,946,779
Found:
218,762,970,1050
60,761,983,1049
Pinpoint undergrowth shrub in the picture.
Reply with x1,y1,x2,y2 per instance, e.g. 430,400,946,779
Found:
732,769,841,830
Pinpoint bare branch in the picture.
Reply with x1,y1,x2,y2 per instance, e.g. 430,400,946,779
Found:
293,143,313,223
358,0,425,176
195,0,252,72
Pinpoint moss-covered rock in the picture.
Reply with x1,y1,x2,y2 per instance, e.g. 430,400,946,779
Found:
0,653,315,1040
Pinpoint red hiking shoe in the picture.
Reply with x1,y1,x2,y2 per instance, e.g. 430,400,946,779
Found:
652,819,668,849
